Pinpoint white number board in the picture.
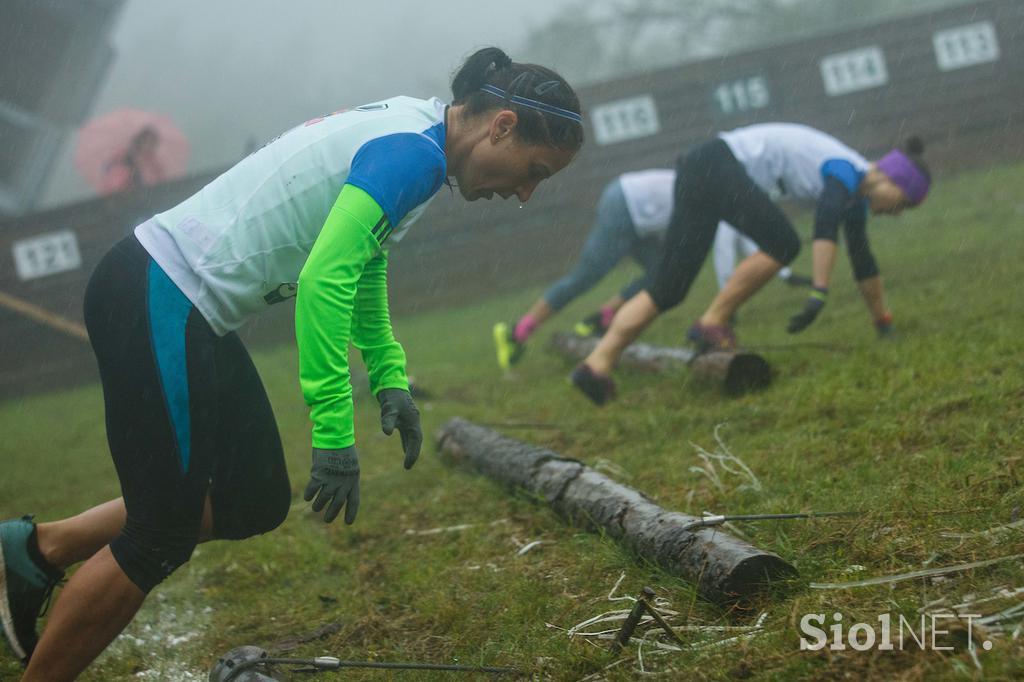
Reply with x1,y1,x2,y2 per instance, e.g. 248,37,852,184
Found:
713,76,770,115
12,230,82,281
933,21,1000,71
590,95,660,146
820,46,889,96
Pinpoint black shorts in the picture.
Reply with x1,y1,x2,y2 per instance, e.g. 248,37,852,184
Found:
647,138,801,311
83,235,291,592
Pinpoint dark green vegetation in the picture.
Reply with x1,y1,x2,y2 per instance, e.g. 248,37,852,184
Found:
2,161,1022,680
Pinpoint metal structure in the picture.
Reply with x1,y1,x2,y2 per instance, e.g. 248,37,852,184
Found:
208,645,518,681
0,0,124,216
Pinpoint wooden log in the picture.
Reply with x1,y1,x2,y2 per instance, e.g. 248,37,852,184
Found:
437,418,797,604
549,331,693,371
693,350,774,396
549,332,772,395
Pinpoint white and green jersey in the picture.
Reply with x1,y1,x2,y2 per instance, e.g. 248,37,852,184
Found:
136,95,448,336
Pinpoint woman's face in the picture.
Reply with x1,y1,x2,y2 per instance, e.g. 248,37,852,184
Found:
453,110,576,203
867,175,910,216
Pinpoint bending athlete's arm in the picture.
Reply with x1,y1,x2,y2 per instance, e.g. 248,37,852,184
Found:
787,164,856,334
842,206,890,327
298,129,443,523
296,184,385,449
810,176,853,290
297,127,444,449
841,204,879,283
351,247,408,396
352,248,422,468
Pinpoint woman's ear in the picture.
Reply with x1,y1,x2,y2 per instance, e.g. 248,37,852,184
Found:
489,110,519,143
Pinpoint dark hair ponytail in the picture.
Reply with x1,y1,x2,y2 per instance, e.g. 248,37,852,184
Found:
902,135,930,180
451,47,584,152
451,47,513,101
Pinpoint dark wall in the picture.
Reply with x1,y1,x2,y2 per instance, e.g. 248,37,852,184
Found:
1,0,1021,399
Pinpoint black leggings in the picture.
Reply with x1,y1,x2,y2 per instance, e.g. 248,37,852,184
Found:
647,139,801,311
83,236,291,593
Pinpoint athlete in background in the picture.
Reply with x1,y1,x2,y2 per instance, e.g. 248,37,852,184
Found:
492,169,807,369
570,124,930,405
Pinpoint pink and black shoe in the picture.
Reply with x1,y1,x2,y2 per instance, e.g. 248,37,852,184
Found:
686,321,737,352
570,363,616,406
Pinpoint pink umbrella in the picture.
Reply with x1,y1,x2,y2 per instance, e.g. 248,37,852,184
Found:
75,108,190,195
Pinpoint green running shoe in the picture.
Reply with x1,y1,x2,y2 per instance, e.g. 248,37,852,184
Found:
573,310,606,338
1,516,62,664
492,322,525,370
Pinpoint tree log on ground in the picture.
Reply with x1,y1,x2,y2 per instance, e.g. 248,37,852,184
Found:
436,417,797,604
549,332,773,396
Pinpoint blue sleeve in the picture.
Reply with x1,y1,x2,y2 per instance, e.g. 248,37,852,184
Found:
820,159,862,195
346,132,446,227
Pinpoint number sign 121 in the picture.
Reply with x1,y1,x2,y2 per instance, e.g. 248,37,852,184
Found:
12,230,82,281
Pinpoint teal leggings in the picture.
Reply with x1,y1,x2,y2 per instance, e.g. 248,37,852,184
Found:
543,179,662,311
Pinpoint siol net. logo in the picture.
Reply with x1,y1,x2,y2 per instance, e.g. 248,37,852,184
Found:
799,612,991,652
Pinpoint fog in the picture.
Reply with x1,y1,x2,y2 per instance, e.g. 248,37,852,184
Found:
39,0,575,208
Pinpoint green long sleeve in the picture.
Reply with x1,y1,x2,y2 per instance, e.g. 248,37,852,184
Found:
296,184,407,449
351,247,409,396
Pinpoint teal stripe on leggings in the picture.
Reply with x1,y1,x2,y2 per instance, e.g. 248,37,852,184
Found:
147,260,193,473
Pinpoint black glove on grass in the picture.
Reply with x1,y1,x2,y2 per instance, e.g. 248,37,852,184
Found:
787,287,828,334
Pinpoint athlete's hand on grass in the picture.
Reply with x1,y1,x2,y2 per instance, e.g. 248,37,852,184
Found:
305,447,360,524
787,288,828,334
377,388,422,469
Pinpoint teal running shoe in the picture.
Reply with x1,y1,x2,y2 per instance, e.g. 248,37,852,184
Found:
1,516,62,664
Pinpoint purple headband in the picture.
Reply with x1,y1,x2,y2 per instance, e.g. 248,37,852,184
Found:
876,149,929,206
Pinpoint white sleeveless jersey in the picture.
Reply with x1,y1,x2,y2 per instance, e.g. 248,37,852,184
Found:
136,96,448,335
618,169,675,239
718,123,869,201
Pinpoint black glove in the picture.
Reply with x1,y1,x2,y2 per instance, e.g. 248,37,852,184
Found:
304,447,360,524
787,288,828,334
377,388,422,470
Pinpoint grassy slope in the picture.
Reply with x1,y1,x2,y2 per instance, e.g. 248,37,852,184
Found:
1,161,1022,680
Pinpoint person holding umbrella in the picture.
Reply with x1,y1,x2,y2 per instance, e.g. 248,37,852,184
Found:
1,47,583,679
75,109,191,196
570,123,930,405
99,126,165,194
